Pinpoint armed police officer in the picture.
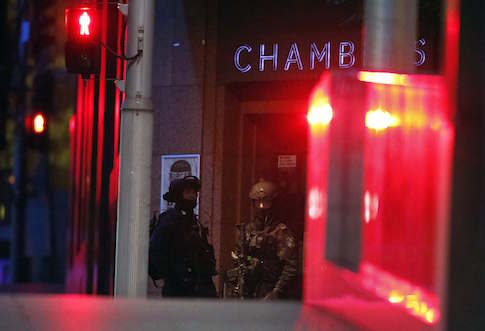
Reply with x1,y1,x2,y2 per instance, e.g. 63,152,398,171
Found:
149,176,217,298
230,179,298,299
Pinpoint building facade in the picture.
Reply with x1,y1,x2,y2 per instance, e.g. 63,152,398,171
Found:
149,0,439,293
67,0,441,295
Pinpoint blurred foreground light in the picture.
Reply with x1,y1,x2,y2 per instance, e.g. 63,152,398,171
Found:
388,290,405,304
358,71,409,86
365,108,400,131
307,101,333,127
308,188,325,219
69,116,76,133
361,263,440,325
364,190,379,223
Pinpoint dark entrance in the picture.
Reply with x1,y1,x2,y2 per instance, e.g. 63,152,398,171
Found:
240,113,308,298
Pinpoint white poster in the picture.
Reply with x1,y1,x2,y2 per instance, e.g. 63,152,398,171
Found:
160,154,200,213
278,155,297,168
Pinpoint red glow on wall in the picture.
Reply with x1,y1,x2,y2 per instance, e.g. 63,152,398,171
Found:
67,5,126,294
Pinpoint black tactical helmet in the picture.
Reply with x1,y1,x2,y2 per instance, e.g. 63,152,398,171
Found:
163,175,201,203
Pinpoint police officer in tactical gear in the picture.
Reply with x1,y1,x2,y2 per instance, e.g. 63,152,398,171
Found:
233,179,298,299
149,176,217,297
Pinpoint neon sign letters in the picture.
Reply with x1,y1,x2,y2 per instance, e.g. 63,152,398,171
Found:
234,39,426,72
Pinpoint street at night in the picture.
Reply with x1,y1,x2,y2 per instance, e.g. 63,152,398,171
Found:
0,0,484,330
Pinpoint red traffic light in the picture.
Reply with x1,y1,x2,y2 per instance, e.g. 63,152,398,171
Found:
64,6,100,75
33,113,46,134
65,7,98,41
25,112,47,136
24,112,48,150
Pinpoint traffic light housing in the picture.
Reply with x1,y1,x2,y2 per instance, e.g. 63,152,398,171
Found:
65,7,100,75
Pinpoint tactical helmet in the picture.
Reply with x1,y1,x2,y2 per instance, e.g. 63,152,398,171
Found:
163,175,201,203
249,179,278,201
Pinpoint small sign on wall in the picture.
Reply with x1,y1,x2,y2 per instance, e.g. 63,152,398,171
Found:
160,154,200,213
278,155,297,168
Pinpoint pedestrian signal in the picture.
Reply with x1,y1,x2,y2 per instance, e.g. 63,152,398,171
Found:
64,7,100,75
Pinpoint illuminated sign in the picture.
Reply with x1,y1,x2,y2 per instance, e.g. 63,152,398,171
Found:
234,39,426,73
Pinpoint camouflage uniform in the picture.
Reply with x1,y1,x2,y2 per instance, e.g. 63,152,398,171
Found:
239,216,298,299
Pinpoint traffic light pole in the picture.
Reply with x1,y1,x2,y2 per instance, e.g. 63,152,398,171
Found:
114,0,155,297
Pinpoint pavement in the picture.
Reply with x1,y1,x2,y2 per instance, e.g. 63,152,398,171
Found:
0,294,360,331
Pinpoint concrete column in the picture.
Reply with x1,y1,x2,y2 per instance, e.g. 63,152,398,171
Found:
115,0,155,298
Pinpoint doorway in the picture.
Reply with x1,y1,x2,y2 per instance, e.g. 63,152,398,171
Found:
239,113,308,298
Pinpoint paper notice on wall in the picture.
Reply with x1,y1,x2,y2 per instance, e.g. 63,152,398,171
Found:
278,155,297,168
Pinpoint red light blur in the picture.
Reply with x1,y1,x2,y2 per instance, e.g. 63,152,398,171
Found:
307,75,333,131
360,263,440,324
358,71,409,86
33,113,46,134
365,108,400,131
360,75,452,327
304,72,454,330
359,71,446,90
307,101,333,127
304,74,331,303
307,188,325,220
364,190,379,224
69,115,76,134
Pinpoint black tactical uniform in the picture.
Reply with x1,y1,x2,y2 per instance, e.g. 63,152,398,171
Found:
149,176,217,298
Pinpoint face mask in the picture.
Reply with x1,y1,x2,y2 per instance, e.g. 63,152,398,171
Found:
179,198,196,212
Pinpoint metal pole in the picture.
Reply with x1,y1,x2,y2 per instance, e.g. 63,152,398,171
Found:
363,0,418,72
115,0,155,298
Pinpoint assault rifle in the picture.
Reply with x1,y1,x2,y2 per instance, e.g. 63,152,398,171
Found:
224,223,248,299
